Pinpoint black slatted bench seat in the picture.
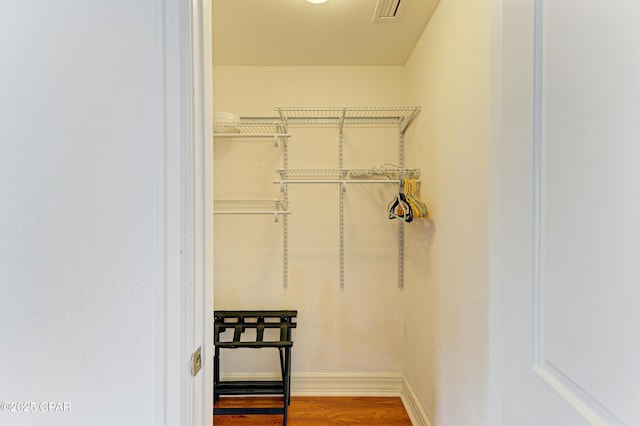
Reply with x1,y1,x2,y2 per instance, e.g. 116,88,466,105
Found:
213,310,297,425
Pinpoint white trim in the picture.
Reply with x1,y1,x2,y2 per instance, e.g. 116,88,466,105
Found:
156,0,186,423
534,365,622,426
190,0,214,425
199,1,215,426
293,373,404,396
400,377,432,426
155,0,202,424
219,372,404,397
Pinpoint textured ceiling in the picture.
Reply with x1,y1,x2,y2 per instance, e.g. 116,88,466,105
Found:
212,0,440,66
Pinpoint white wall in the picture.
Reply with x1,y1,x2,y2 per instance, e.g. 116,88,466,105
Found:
213,1,494,420
403,0,492,424
0,2,162,425
212,67,409,376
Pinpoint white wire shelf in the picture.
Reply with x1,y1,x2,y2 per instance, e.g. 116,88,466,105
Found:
274,168,421,192
213,120,290,146
275,167,420,180
274,106,420,132
214,199,290,222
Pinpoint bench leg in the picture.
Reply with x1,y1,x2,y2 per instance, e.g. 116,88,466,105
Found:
282,347,292,425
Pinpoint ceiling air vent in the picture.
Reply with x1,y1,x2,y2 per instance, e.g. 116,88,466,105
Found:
373,0,402,23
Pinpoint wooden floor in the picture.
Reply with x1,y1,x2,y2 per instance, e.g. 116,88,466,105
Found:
213,396,412,425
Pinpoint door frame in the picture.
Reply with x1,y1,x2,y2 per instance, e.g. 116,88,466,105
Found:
155,0,213,425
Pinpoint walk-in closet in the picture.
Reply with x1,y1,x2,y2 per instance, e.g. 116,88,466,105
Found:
212,72,421,383
212,1,492,424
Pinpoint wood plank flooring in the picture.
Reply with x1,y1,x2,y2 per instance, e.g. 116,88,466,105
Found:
213,396,412,425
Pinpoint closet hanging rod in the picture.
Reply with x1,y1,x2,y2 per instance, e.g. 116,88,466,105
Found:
274,179,418,185
214,134,290,138
214,199,287,204
214,200,290,222
274,179,417,193
213,210,291,222
214,199,288,209
276,168,421,179
273,179,420,192
214,211,292,215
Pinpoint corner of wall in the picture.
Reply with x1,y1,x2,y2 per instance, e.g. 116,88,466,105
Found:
401,376,433,426
400,0,493,424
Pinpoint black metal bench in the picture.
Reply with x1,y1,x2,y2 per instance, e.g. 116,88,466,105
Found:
213,310,297,425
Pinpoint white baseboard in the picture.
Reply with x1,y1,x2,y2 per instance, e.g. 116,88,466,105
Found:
219,372,404,396
292,373,404,396
218,372,432,426
400,377,432,426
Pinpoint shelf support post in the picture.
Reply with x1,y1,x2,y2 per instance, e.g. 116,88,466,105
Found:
283,123,289,289
398,121,405,289
339,120,345,289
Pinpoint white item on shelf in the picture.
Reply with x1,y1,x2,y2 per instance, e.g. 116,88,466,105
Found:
213,111,240,133
214,111,239,122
